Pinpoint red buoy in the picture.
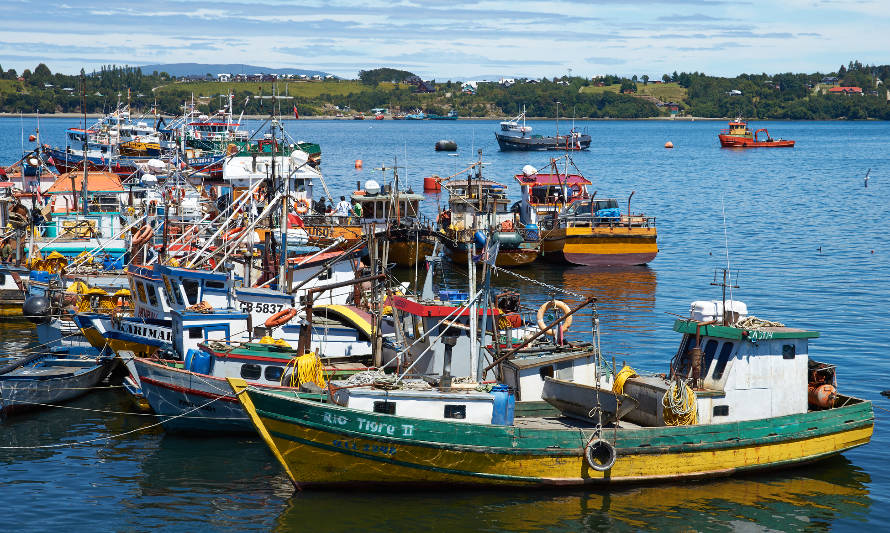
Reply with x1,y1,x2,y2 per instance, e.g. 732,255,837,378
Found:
28,135,36,142
423,175,441,192
808,383,837,408
354,159,363,169
664,141,674,149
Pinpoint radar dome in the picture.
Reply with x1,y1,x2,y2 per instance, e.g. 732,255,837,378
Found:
522,165,537,177
364,179,381,195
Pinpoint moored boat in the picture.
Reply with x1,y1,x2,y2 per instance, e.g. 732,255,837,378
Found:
495,107,590,152
718,119,795,148
229,289,873,489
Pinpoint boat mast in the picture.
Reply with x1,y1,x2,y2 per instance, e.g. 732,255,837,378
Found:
81,74,88,217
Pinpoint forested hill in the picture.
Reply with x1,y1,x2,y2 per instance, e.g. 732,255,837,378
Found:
1,62,890,120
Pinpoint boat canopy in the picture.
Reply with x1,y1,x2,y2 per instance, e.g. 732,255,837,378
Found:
514,173,591,186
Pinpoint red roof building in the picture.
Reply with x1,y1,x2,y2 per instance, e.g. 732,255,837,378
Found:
828,86,863,95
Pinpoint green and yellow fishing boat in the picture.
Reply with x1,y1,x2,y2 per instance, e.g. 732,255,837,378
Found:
229,295,873,489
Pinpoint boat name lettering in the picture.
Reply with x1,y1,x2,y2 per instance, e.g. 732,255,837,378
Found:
322,412,349,426
331,439,397,455
747,330,773,341
356,417,414,437
238,302,284,315
121,323,171,341
136,308,157,319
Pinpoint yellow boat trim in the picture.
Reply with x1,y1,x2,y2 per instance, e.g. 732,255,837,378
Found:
315,304,374,338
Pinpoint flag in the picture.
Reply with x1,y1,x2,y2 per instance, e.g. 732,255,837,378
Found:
288,213,303,228
293,105,299,119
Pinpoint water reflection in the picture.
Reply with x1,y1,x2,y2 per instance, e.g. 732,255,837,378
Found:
274,457,871,532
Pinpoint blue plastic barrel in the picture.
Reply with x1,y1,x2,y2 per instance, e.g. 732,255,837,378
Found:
526,223,539,241
184,348,199,370
490,384,516,425
189,350,213,375
473,230,487,248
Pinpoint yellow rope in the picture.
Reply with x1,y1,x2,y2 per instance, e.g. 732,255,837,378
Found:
281,351,326,389
612,365,637,395
662,381,698,426
297,352,326,388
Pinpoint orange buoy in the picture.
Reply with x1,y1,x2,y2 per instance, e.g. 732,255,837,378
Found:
664,141,674,149
28,134,36,142
808,383,837,408
354,159,363,169
423,175,441,192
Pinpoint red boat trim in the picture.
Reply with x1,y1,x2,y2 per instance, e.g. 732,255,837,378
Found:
139,375,239,403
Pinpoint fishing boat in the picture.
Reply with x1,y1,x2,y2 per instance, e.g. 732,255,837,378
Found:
718,119,795,148
495,107,590,152
515,163,658,266
438,162,540,268
229,289,873,488
428,110,459,120
0,350,115,416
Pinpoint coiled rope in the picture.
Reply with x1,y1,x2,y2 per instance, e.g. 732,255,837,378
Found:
612,365,637,395
662,380,698,426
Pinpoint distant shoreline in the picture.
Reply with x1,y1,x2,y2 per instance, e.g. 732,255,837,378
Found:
0,113,820,121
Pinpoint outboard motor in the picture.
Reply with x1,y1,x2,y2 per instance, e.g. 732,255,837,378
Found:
23,295,51,324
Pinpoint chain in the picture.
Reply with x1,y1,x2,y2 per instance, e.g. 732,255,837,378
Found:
490,264,585,299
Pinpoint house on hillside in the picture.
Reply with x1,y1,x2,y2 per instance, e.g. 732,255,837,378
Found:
828,86,862,95
821,76,839,85
218,73,231,82
405,75,435,93
461,82,477,94
727,89,742,96
659,101,681,115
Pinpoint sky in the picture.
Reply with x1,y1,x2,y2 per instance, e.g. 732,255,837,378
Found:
1,0,888,80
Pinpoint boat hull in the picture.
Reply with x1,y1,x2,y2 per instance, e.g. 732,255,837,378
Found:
0,359,113,415
444,242,539,267
234,384,874,488
496,133,592,151
718,135,795,148
542,227,658,266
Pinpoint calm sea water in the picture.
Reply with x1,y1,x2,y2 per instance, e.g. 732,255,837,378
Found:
0,117,887,531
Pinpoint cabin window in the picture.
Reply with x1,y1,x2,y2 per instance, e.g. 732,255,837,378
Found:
171,281,185,306
264,366,284,382
782,344,796,359
135,281,148,303
373,401,396,415
188,327,202,339
205,280,225,290
182,279,200,305
713,342,734,380
240,364,262,380
146,285,158,306
318,267,331,281
702,339,719,372
713,405,729,417
444,405,466,419
0,274,5,285
539,365,554,380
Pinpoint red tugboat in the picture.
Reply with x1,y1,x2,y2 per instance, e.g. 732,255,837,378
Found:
718,119,795,148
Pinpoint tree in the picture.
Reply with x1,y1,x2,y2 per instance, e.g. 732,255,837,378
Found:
642,74,649,85
632,74,638,83
662,74,671,83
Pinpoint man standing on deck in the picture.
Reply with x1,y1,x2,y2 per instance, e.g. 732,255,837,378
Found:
335,195,352,217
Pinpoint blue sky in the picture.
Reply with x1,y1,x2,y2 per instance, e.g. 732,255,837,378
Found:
1,0,887,79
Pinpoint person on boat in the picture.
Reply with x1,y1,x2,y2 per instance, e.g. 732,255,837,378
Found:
335,195,352,217
0,239,13,263
352,200,363,218
313,197,327,215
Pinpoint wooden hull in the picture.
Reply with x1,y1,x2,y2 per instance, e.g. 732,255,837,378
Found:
445,243,539,267
383,239,436,268
232,382,873,489
718,135,795,148
542,226,658,266
0,359,113,415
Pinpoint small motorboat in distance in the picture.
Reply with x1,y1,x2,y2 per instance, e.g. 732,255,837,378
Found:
718,119,795,147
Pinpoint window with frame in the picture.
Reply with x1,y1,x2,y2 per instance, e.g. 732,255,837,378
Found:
373,401,396,415
146,284,158,306
701,339,719,373
264,366,284,382
712,342,734,380
240,364,262,380
444,405,466,419
135,281,148,303
182,279,200,305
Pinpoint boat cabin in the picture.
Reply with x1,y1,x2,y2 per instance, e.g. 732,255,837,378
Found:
515,172,591,220
622,300,820,427
127,264,234,320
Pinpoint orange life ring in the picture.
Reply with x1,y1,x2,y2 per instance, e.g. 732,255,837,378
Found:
294,198,310,214
570,184,582,198
264,307,298,328
132,225,153,246
223,227,245,241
